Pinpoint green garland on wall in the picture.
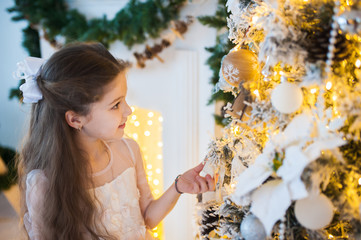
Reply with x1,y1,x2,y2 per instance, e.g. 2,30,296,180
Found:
8,0,186,52
198,0,235,126
7,0,187,101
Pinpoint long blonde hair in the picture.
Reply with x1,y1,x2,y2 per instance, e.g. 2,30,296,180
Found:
18,43,127,239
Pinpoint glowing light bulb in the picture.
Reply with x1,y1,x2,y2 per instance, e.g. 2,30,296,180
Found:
332,95,337,101
326,82,332,90
153,227,158,231
148,171,153,176
134,121,140,127
131,106,135,112
157,154,163,160
310,88,317,94
154,233,158,237
253,89,260,98
252,16,259,24
132,133,138,140
157,142,163,147
147,120,153,125
132,115,137,120
147,164,152,170
144,131,150,136
148,112,154,117
158,116,163,122
153,179,160,185
358,177,361,185
156,168,161,174
356,59,361,68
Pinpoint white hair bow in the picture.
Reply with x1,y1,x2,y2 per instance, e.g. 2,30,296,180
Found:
15,57,45,103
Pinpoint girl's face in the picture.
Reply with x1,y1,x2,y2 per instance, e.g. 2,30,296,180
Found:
81,72,132,141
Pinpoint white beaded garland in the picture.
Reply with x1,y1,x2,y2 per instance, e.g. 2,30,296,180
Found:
324,0,340,80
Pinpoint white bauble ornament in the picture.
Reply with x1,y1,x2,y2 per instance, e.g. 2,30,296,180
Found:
271,81,303,114
295,193,334,230
240,214,267,240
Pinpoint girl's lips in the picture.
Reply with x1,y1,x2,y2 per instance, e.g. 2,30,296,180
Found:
119,123,126,129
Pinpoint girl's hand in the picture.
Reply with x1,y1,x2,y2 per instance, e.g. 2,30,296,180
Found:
176,162,216,194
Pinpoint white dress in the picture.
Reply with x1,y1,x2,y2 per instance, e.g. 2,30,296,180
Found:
24,138,155,240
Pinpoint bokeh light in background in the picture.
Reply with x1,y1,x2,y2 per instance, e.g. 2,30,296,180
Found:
125,106,164,240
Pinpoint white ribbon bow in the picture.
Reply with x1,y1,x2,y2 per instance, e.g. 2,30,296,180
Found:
15,57,45,103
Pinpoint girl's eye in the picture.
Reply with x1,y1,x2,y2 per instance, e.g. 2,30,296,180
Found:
112,102,120,110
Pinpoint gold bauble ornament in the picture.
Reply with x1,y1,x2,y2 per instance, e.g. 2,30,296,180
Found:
221,49,259,87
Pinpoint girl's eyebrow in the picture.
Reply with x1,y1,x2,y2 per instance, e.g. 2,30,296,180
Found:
108,96,123,106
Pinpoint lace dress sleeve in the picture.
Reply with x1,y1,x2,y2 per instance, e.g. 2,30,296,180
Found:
23,169,49,240
126,139,154,216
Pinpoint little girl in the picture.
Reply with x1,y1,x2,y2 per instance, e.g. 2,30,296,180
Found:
16,43,215,240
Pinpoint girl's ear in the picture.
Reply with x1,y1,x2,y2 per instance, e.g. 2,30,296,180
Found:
65,110,84,130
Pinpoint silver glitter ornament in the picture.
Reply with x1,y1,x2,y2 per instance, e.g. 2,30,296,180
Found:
240,214,267,240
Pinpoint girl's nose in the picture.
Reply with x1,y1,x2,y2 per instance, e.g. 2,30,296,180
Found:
124,101,132,117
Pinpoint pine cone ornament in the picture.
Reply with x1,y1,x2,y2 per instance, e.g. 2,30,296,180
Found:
305,28,351,63
199,204,220,239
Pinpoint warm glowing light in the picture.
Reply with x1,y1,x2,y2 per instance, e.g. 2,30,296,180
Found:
303,0,308,2
358,178,361,185
132,133,138,140
131,106,135,112
124,107,163,239
326,82,332,90
233,126,241,135
231,183,236,189
253,89,260,98
310,88,317,94
333,95,337,101
252,16,259,24
153,227,158,231
356,59,361,68
328,234,334,239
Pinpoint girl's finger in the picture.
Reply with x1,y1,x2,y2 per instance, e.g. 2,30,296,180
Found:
196,176,208,193
205,174,215,191
193,162,205,174
192,182,200,194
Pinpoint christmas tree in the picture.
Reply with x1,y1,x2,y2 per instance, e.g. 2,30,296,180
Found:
197,0,361,239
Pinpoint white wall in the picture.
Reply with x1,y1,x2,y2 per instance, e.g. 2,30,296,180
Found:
0,0,31,149
0,0,217,239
